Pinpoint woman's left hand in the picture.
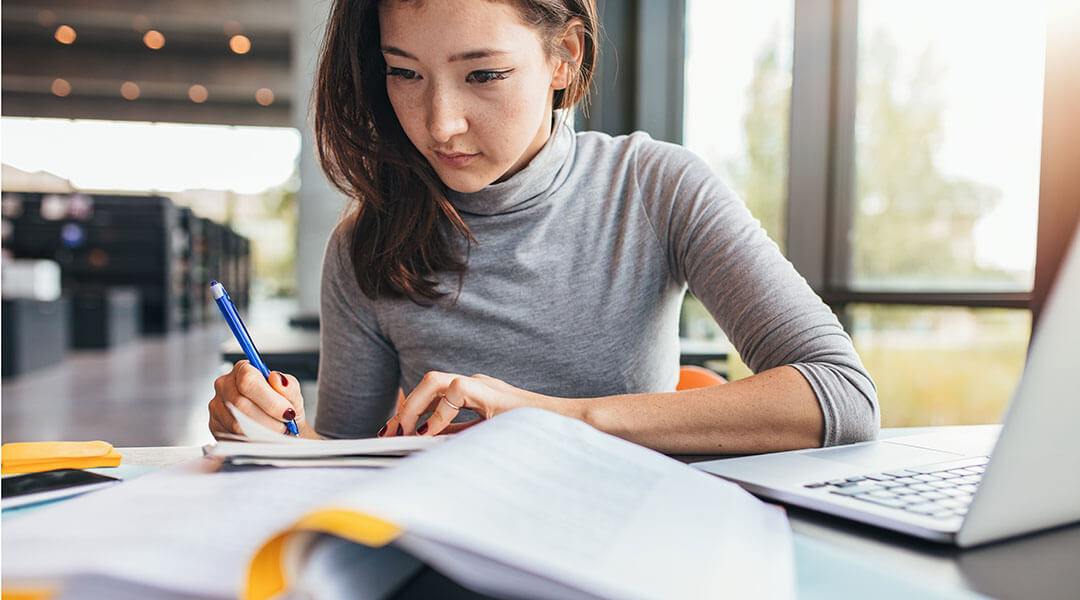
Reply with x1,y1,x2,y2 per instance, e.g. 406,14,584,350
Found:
381,371,561,437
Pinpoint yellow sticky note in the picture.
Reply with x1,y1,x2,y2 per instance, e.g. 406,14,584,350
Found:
1,586,57,600
1,441,122,474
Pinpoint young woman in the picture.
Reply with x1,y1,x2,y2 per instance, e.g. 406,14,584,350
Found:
209,0,879,454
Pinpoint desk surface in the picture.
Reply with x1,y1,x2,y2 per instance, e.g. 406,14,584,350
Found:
121,427,1080,600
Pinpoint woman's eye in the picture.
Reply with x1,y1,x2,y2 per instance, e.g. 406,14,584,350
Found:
386,67,420,81
466,69,513,84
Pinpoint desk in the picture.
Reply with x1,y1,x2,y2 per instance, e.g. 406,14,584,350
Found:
117,429,1080,600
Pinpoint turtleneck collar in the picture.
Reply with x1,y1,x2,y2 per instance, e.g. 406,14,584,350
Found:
445,120,575,216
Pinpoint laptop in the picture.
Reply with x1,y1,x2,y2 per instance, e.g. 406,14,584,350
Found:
693,226,1080,547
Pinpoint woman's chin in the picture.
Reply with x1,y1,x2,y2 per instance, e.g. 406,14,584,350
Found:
438,171,496,194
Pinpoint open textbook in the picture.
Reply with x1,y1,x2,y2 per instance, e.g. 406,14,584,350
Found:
3,409,795,600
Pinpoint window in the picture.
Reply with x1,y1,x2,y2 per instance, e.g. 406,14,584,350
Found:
682,1,1049,426
840,1,1047,425
684,0,794,249
851,1,1046,292
1,117,301,296
849,305,1030,426
682,0,794,368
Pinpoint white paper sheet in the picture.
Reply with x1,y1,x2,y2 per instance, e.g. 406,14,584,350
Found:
2,459,378,598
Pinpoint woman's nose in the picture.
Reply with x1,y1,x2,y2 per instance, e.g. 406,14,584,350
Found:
426,87,468,143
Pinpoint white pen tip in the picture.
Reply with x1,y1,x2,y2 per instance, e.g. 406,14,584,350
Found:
210,281,225,299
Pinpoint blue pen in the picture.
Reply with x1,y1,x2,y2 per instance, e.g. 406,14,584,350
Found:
210,281,300,436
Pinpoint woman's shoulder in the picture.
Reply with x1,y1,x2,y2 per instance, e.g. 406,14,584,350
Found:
325,217,352,263
322,216,361,288
573,128,714,179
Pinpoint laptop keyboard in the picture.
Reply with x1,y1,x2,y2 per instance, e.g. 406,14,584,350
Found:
802,456,990,519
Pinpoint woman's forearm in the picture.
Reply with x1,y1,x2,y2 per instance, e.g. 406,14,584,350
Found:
562,366,825,455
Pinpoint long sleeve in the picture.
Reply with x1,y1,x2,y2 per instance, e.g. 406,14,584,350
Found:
633,137,880,446
314,222,401,438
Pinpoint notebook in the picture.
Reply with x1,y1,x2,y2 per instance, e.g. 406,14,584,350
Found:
694,225,1080,547
203,403,441,467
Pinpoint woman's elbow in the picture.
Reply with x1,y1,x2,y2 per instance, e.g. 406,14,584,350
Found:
833,388,880,445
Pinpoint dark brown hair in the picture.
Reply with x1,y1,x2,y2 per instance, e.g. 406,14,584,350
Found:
314,0,598,304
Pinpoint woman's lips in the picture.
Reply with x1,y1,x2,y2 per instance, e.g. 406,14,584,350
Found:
434,151,479,167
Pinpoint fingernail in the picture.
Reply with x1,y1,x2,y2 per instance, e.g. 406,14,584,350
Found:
282,408,296,421
377,424,387,437
417,423,428,435
279,374,288,387
396,424,403,436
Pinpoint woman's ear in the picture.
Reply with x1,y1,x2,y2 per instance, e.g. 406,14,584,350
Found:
551,18,586,90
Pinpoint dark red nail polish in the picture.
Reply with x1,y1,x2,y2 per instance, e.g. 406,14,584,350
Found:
279,374,289,387
282,408,296,421
396,424,403,436
377,424,387,437
418,423,428,435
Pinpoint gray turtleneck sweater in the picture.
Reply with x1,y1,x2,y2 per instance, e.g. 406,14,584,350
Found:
316,123,879,446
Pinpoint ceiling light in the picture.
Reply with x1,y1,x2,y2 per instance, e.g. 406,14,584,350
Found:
229,35,251,55
143,30,165,50
51,78,72,97
54,25,76,45
255,88,274,106
121,82,140,101
131,15,151,33
188,85,209,103
37,10,57,27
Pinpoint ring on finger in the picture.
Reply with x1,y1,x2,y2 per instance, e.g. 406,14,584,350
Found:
441,395,461,411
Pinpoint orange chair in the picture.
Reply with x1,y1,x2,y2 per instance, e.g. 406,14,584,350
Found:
676,365,727,390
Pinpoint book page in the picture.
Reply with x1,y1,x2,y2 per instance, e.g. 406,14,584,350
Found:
323,408,795,599
2,459,379,599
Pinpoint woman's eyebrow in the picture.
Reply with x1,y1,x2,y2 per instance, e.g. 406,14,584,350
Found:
448,48,509,62
381,46,417,60
381,46,509,62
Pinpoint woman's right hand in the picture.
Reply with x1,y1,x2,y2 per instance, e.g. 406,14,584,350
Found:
208,360,313,440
